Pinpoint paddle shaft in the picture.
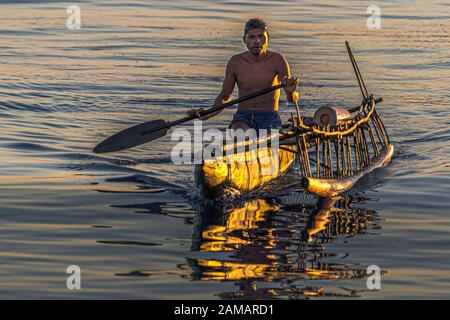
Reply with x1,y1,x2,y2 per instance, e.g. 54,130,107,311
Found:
140,83,286,136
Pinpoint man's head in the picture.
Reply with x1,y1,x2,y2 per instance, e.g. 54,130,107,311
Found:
243,18,270,57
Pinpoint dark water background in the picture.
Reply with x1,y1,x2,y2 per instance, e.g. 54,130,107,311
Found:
0,0,449,299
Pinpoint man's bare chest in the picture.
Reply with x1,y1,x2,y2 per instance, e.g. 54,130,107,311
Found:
234,62,278,88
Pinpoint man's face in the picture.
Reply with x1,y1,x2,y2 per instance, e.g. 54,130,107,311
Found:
244,28,269,56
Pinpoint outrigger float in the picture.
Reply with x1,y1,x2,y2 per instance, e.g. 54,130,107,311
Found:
195,42,394,199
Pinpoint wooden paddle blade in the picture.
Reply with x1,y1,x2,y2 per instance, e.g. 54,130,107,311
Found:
93,119,169,153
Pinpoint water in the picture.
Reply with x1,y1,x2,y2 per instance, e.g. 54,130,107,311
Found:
0,0,449,299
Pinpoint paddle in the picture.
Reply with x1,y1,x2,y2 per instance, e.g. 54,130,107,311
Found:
93,83,286,154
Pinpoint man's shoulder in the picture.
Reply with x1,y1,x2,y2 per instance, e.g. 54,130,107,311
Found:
225,53,248,69
267,50,286,62
229,52,247,62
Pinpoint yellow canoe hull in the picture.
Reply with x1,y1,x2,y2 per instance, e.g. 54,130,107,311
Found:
195,145,296,199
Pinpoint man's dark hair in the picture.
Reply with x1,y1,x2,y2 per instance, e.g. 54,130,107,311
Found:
244,18,270,37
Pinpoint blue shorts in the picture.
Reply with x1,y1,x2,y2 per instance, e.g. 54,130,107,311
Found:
229,110,282,131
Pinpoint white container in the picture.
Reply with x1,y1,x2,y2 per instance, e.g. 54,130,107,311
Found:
314,105,351,126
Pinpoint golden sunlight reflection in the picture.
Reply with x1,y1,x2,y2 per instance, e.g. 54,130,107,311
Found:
186,194,385,298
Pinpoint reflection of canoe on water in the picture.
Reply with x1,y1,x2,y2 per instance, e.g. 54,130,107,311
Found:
189,194,385,298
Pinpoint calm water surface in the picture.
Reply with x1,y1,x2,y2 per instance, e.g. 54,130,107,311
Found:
0,0,449,299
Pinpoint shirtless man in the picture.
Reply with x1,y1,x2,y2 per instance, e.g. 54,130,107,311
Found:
189,18,299,131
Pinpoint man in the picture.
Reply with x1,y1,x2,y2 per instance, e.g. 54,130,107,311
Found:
189,18,299,131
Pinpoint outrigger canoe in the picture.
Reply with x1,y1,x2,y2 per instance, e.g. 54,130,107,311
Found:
195,42,394,200
92,42,393,200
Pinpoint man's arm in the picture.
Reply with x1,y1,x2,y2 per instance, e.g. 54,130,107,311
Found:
214,57,236,106
188,57,236,120
277,54,299,104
